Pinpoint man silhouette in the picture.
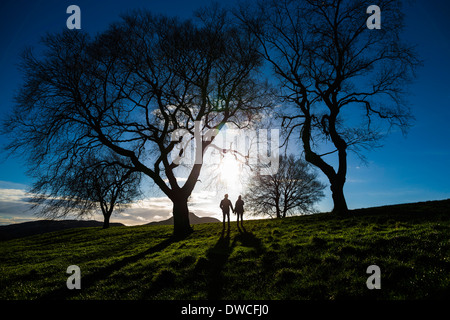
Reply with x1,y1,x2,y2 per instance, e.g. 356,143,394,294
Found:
235,195,244,227
220,194,233,229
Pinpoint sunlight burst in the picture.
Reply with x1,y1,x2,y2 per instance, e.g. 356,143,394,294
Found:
219,154,241,189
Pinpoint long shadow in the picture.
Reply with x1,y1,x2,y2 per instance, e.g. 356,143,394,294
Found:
204,226,265,299
40,236,179,300
205,227,235,300
234,229,265,255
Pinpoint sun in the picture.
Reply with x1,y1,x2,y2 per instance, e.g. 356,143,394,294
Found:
219,154,241,188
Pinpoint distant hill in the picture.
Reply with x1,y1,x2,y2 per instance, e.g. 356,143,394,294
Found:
146,212,220,226
0,219,124,241
0,213,219,241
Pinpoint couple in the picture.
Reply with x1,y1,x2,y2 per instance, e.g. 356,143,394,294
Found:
219,194,244,228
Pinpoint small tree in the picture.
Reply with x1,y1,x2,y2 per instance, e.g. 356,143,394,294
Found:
245,154,325,218
30,152,141,229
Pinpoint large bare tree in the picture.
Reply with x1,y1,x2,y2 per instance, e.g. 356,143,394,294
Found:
237,0,421,215
3,8,272,237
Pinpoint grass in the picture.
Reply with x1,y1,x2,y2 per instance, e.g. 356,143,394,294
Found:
1,199,450,300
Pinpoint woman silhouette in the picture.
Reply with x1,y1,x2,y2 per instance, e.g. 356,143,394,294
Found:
234,195,244,227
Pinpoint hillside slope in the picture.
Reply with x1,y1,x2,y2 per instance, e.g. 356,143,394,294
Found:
0,219,124,241
1,199,449,300
0,212,219,241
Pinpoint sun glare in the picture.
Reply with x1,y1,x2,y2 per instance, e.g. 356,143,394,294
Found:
219,154,241,188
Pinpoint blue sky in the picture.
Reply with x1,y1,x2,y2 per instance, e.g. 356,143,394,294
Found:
0,0,449,225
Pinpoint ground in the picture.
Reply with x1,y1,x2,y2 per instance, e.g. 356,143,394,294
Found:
1,199,449,300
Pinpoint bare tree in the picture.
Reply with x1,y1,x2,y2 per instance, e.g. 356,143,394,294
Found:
245,154,325,218
2,7,272,237
237,0,421,215
30,152,141,229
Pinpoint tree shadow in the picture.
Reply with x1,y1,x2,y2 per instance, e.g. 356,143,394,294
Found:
39,235,180,300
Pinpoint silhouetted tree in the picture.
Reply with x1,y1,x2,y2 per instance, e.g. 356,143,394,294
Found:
245,154,325,218
30,152,141,229
3,7,272,237
237,0,421,215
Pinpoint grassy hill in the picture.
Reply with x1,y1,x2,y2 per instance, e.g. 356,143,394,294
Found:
1,199,450,300
0,220,124,241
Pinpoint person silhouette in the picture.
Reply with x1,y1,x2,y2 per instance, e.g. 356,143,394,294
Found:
220,194,233,229
235,195,244,227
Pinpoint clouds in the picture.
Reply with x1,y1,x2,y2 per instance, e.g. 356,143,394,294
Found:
117,198,174,225
0,188,26,203
0,186,39,225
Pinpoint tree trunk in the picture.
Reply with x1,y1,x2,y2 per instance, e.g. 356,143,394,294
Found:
103,211,111,229
330,180,348,216
302,113,350,216
275,206,281,219
172,196,193,238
